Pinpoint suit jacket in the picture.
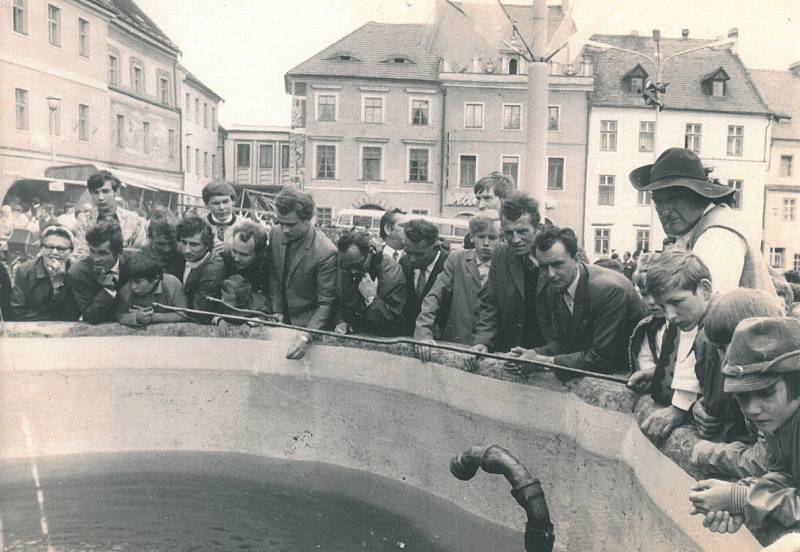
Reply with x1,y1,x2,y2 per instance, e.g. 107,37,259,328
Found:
537,262,645,375
67,255,129,324
474,244,547,352
267,225,338,330
414,248,483,344
184,253,225,313
400,250,449,336
336,254,407,337
10,256,80,321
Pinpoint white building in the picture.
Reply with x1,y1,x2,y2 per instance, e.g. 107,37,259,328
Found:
583,34,771,257
179,64,223,197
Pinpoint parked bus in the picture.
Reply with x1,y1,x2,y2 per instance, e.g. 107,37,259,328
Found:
332,208,470,250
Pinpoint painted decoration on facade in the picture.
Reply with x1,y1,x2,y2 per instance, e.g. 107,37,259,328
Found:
289,132,305,186
291,98,306,129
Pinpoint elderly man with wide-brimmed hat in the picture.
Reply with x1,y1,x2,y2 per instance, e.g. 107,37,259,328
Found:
630,147,776,297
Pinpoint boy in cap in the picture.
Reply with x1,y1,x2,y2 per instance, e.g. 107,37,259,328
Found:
202,181,246,254
690,317,800,533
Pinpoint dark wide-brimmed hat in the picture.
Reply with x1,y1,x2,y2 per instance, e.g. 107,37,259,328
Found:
722,317,800,393
629,148,736,199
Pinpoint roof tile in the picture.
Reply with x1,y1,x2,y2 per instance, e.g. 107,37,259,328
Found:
750,69,800,140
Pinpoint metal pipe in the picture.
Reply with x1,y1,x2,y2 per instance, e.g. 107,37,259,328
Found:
451,445,555,552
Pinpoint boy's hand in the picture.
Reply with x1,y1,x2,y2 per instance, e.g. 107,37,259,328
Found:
692,400,723,439
689,479,734,513
691,440,716,467
627,368,654,393
135,306,154,326
641,405,689,441
691,510,743,534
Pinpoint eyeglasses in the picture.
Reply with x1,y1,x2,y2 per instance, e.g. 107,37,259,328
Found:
42,245,72,253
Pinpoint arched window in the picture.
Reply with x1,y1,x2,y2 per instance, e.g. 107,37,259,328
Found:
508,58,518,75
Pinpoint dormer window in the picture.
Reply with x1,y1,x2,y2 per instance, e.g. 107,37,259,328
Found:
383,55,414,64
326,52,361,62
702,67,730,97
622,64,649,94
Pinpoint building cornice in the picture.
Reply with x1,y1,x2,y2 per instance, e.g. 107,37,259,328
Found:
109,84,180,114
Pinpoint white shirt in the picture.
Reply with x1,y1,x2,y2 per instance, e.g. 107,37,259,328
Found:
415,251,441,290
671,326,701,411
476,258,491,286
383,244,402,262
183,251,211,284
562,270,581,314
636,323,666,373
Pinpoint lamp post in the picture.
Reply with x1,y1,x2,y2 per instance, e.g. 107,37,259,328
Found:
585,31,737,249
46,96,61,165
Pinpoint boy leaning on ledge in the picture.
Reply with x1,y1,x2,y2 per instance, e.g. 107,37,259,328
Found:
115,250,188,327
690,317,800,534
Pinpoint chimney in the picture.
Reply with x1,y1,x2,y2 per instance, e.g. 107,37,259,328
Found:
681,29,690,38
790,61,800,78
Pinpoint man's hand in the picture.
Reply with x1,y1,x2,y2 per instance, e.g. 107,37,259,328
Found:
467,344,488,372
334,322,349,335
641,405,689,441
272,313,285,324
357,273,379,302
689,479,734,515
504,347,552,376
415,339,436,363
691,439,716,467
627,368,654,393
286,333,312,360
134,306,154,326
213,241,225,256
692,399,723,439
690,510,743,534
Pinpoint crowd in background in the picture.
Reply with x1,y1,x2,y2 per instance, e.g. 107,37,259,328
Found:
5,147,800,548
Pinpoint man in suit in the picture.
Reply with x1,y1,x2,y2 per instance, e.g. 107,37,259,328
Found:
267,188,337,359
379,207,406,262
471,193,546,367
68,221,129,324
415,215,500,359
176,214,225,315
507,226,645,379
399,218,448,336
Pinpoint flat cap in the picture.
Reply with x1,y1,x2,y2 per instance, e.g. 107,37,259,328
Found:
723,317,800,393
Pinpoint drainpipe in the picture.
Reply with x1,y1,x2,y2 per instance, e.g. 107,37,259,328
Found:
439,85,448,216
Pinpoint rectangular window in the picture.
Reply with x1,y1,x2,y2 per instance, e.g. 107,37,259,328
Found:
108,55,118,84
258,143,274,169
195,148,200,175
316,145,336,179
13,0,27,34
770,247,786,269
281,144,290,170
195,98,200,122
211,107,216,130
318,95,336,121
48,101,61,136
212,154,217,177
548,106,559,130
185,93,191,119
48,4,61,47
782,198,797,222
712,80,725,97
502,104,521,130
132,63,143,94
728,179,743,210
236,143,250,168
598,175,615,206
316,207,332,226
794,254,800,272
168,128,175,158
459,155,477,188
159,77,169,105
204,151,209,177
78,18,89,58
186,145,191,172
78,104,89,141
594,228,610,255
600,120,617,151
547,158,564,190
781,155,794,177
630,77,644,94
639,121,655,152
685,123,702,153
464,103,483,129
361,146,382,181
637,190,651,206
409,148,429,182
15,88,28,130
116,114,124,147
502,156,519,187
364,97,383,124
142,121,150,154
203,102,208,128
727,125,744,156
636,229,650,253
411,99,430,126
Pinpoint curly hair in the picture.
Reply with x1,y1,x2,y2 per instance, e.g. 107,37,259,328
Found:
337,228,372,255
87,170,121,193
176,214,213,249
85,221,124,255
533,226,578,257
275,188,315,221
127,251,163,282
500,192,540,226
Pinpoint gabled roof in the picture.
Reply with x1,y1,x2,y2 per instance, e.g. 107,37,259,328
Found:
179,64,223,103
702,67,730,82
109,0,179,53
750,69,800,140
287,22,440,82
622,63,649,79
586,34,770,115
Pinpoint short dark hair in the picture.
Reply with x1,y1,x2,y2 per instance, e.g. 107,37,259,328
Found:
468,214,497,236
148,220,177,241
221,274,252,307
85,221,123,255
404,218,439,245
87,170,121,193
500,192,540,226
704,289,785,346
533,226,578,257
176,214,213,249
474,172,514,199
233,221,267,253
202,181,236,204
337,228,372,255
594,257,624,273
275,188,315,220
646,250,711,298
380,208,405,240
127,251,163,282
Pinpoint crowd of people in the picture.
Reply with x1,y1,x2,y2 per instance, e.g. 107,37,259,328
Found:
4,147,800,546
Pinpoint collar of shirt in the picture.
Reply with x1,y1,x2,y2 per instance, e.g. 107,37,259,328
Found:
110,258,120,276
564,269,580,303
183,252,211,281
209,213,235,226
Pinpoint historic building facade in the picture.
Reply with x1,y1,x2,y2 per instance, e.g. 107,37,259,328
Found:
223,125,290,190
179,64,223,197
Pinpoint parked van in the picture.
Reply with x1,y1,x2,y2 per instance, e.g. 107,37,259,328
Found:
331,208,469,250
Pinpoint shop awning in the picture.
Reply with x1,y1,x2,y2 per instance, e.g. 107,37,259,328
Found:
44,164,199,198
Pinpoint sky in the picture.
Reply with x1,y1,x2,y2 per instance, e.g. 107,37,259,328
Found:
135,0,800,128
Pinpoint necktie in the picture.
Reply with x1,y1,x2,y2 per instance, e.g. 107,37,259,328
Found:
415,268,427,299
651,323,679,405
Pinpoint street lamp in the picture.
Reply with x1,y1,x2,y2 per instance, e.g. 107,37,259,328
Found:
586,30,738,248
46,96,61,163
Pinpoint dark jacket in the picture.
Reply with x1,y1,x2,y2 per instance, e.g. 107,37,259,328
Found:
267,224,338,330
537,262,645,375
400,250,449,336
67,256,129,324
474,244,547,352
9,256,80,321
183,252,225,313
414,248,483,344
223,250,270,297
628,314,676,406
141,244,185,281
336,254,407,337
0,261,13,320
